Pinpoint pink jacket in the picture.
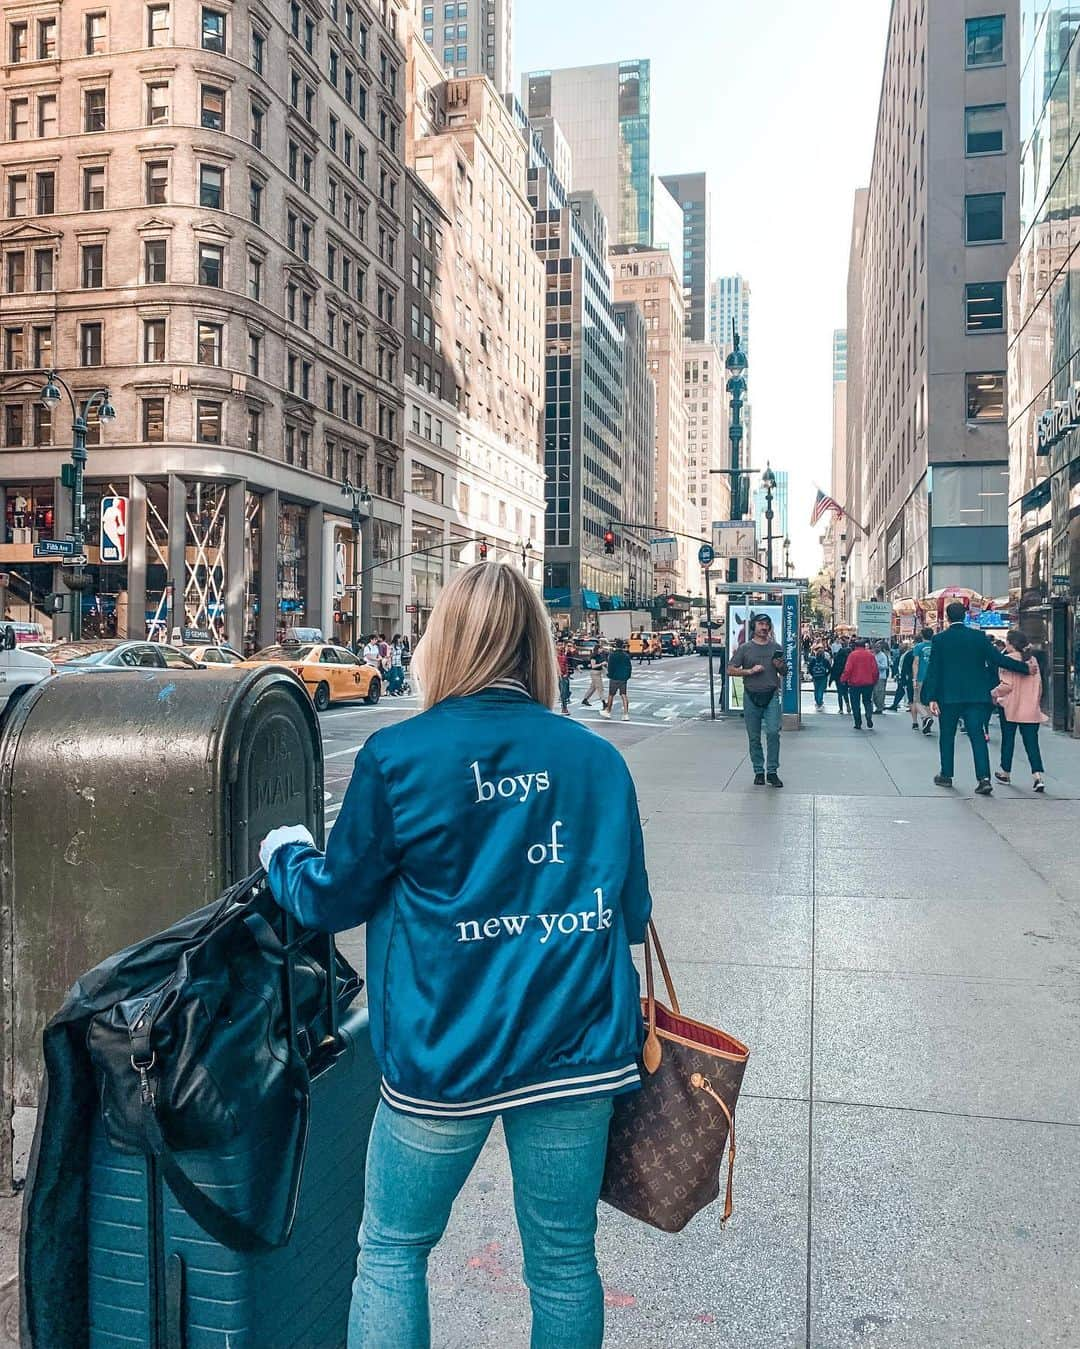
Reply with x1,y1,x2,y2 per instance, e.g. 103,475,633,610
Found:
992,657,1043,723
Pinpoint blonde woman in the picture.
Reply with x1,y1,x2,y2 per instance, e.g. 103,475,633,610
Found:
260,562,652,1349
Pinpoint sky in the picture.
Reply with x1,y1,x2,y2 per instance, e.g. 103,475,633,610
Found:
513,0,892,574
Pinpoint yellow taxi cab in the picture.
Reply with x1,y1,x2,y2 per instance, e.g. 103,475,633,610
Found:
237,641,381,710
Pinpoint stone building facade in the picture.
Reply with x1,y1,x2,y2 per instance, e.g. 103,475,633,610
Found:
1,0,407,643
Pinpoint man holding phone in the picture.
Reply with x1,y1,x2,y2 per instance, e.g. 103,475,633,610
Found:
728,613,787,787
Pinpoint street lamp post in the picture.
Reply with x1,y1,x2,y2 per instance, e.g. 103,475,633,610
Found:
724,329,749,583
518,538,532,574
39,371,116,641
340,477,371,650
783,535,791,578
761,462,777,583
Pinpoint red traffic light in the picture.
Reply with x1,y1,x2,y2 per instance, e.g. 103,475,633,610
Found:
603,529,615,555
478,540,488,560
667,596,676,607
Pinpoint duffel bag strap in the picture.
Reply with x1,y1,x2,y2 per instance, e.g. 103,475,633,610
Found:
130,1049,311,1253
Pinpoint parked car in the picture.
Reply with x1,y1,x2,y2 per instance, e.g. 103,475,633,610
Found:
0,623,55,726
237,641,381,710
184,644,244,666
657,629,685,656
38,640,206,672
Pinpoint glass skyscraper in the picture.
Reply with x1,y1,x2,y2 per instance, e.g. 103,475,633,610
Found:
1008,0,1080,730
710,274,751,353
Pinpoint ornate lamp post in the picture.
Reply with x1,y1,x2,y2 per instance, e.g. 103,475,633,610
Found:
761,462,777,582
724,333,749,583
39,371,116,640
340,477,372,650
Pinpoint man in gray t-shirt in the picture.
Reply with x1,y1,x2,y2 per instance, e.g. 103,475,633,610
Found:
728,614,787,787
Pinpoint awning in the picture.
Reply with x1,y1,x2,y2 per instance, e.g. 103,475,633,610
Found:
581,589,601,611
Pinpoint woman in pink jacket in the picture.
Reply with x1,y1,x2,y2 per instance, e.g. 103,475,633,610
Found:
992,629,1045,791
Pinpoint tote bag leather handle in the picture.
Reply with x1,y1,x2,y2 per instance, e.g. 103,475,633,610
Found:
642,920,680,1074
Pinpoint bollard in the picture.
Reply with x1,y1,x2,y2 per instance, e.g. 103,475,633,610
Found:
0,667,323,1193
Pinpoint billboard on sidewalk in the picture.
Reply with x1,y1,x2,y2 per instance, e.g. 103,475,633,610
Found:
726,602,782,711
857,600,893,639
100,496,127,563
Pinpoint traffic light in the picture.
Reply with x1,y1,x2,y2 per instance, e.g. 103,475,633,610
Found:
603,527,615,556
478,539,488,561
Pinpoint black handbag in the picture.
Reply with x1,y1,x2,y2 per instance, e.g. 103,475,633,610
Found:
85,870,361,1251
601,923,749,1233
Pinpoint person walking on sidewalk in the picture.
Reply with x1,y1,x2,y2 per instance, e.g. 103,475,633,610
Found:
890,641,914,714
992,629,1046,792
600,639,632,720
872,641,890,715
260,562,652,1349
920,601,1031,795
831,639,851,714
581,646,606,707
911,625,935,733
841,639,880,729
807,644,832,710
728,613,786,786
556,641,572,716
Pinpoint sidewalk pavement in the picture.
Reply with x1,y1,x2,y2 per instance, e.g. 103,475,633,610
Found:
423,700,1080,1348
3,700,1076,1347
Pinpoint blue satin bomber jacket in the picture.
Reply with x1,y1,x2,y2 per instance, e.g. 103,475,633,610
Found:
268,687,653,1118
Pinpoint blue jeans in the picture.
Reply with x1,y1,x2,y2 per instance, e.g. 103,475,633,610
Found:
558,675,571,710
348,1096,613,1349
743,691,781,773
937,702,991,781
388,665,404,694
812,675,828,706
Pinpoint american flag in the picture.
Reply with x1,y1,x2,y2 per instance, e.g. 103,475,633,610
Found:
810,490,843,526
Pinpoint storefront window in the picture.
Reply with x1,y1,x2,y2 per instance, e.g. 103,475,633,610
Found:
277,500,307,635
5,484,54,542
244,490,261,652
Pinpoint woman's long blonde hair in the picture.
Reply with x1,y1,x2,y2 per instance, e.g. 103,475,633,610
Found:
412,562,558,710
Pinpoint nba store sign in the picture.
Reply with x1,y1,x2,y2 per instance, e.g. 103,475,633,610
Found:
100,496,127,563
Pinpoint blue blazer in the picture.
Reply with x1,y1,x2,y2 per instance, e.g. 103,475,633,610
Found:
268,687,652,1118
920,625,1029,706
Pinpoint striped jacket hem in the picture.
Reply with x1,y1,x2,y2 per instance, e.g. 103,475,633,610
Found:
380,1063,641,1118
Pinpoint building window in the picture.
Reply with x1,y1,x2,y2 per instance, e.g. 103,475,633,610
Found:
37,18,57,58
37,95,57,138
198,242,224,287
965,104,1005,156
249,176,263,224
248,254,262,300
147,6,171,46
85,12,107,53
8,22,28,62
9,100,29,141
247,407,261,451
200,85,225,131
199,164,224,209
250,101,264,148
145,160,169,204
5,252,24,294
251,27,265,74
3,329,23,369
80,322,103,367
248,329,261,375
142,397,165,442
197,400,222,444
6,176,27,217
3,405,24,447
80,243,104,288
143,318,166,362
145,239,167,282
84,87,107,132
35,173,55,215
965,193,1004,244
201,7,226,52
965,371,1005,421
33,325,52,367
965,282,1005,332
83,166,105,210
33,249,53,290
146,82,170,125
197,320,223,365
966,15,1004,67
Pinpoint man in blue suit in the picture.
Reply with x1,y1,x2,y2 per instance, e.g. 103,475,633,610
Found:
920,601,1030,795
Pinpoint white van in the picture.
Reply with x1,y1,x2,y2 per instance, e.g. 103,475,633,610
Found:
0,623,55,724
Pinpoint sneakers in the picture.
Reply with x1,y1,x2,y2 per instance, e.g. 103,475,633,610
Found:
1033,774,1046,793
975,778,993,796
866,717,874,728
598,707,610,719
622,712,629,721
933,773,953,787
922,717,934,735
753,772,766,786
994,770,1011,784
911,721,920,731
766,773,784,788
